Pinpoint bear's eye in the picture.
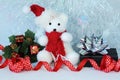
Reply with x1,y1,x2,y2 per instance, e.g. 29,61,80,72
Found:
49,22,52,25
58,23,60,26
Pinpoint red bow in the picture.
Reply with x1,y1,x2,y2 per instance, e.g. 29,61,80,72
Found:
8,56,32,73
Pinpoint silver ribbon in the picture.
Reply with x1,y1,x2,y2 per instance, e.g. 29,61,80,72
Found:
77,34,108,55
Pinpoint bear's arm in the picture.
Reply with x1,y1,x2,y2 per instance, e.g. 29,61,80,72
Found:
61,32,73,42
38,35,48,46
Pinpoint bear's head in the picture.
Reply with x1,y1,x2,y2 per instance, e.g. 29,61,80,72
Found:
35,10,68,33
25,4,68,33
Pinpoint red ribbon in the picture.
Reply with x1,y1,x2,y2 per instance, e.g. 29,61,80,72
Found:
0,45,4,51
8,56,32,73
0,45,8,69
0,44,120,73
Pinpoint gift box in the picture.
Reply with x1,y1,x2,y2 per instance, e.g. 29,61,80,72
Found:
15,35,24,43
80,48,118,67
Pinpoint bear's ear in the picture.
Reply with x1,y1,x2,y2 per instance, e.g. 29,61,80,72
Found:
59,13,68,24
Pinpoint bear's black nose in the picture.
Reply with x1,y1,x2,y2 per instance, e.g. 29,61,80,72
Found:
53,29,56,31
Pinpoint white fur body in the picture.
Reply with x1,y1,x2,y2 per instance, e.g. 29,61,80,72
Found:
37,32,79,65
33,9,79,65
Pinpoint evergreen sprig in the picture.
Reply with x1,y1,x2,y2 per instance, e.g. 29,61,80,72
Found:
2,29,44,63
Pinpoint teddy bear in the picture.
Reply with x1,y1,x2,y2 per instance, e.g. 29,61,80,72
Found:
23,4,79,65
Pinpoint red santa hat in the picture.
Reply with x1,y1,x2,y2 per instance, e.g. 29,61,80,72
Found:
23,4,45,17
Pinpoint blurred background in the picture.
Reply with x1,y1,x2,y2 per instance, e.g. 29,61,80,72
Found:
0,0,120,56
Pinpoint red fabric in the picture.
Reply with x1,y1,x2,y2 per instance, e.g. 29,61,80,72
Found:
45,31,66,57
30,4,45,17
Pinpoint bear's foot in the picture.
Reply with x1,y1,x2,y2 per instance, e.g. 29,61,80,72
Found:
37,50,53,64
66,52,80,65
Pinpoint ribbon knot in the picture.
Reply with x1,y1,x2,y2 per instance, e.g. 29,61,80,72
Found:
8,56,32,73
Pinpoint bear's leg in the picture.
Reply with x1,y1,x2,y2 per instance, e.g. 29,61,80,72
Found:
37,49,53,64
63,43,80,65
66,52,80,65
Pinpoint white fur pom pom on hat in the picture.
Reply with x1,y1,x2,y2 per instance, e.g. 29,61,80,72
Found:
23,4,45,17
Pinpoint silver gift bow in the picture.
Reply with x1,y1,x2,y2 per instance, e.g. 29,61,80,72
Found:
77,34,108,55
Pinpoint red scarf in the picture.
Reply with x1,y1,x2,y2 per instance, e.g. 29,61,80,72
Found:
45,31,66,57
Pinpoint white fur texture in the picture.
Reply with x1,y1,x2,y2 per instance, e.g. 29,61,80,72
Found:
38,35,48,46
66,52,80,65
23,6,30,14
45,14,68,33
61,32,73,42
35,10,79,65
35,10,58,28
35,10,68,33
37,50,53,63
63,42,79,65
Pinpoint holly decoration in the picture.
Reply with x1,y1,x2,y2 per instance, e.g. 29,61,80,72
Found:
2,29,44,63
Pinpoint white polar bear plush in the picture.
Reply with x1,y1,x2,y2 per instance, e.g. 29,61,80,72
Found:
25,4,79,65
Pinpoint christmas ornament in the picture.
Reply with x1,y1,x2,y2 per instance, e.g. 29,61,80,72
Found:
26,4,79,65
77,34,108,55
2,30,44,63
15,35,24,43
30,45,39,54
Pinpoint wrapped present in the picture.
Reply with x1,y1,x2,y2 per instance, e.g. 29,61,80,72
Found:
15,35,24,43
80,48,118,67
77,34,118,67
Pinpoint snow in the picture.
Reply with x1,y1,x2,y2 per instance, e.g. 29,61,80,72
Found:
0,67,120,80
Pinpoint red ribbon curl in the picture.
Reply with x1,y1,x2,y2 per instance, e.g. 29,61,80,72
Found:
0,44,120,73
